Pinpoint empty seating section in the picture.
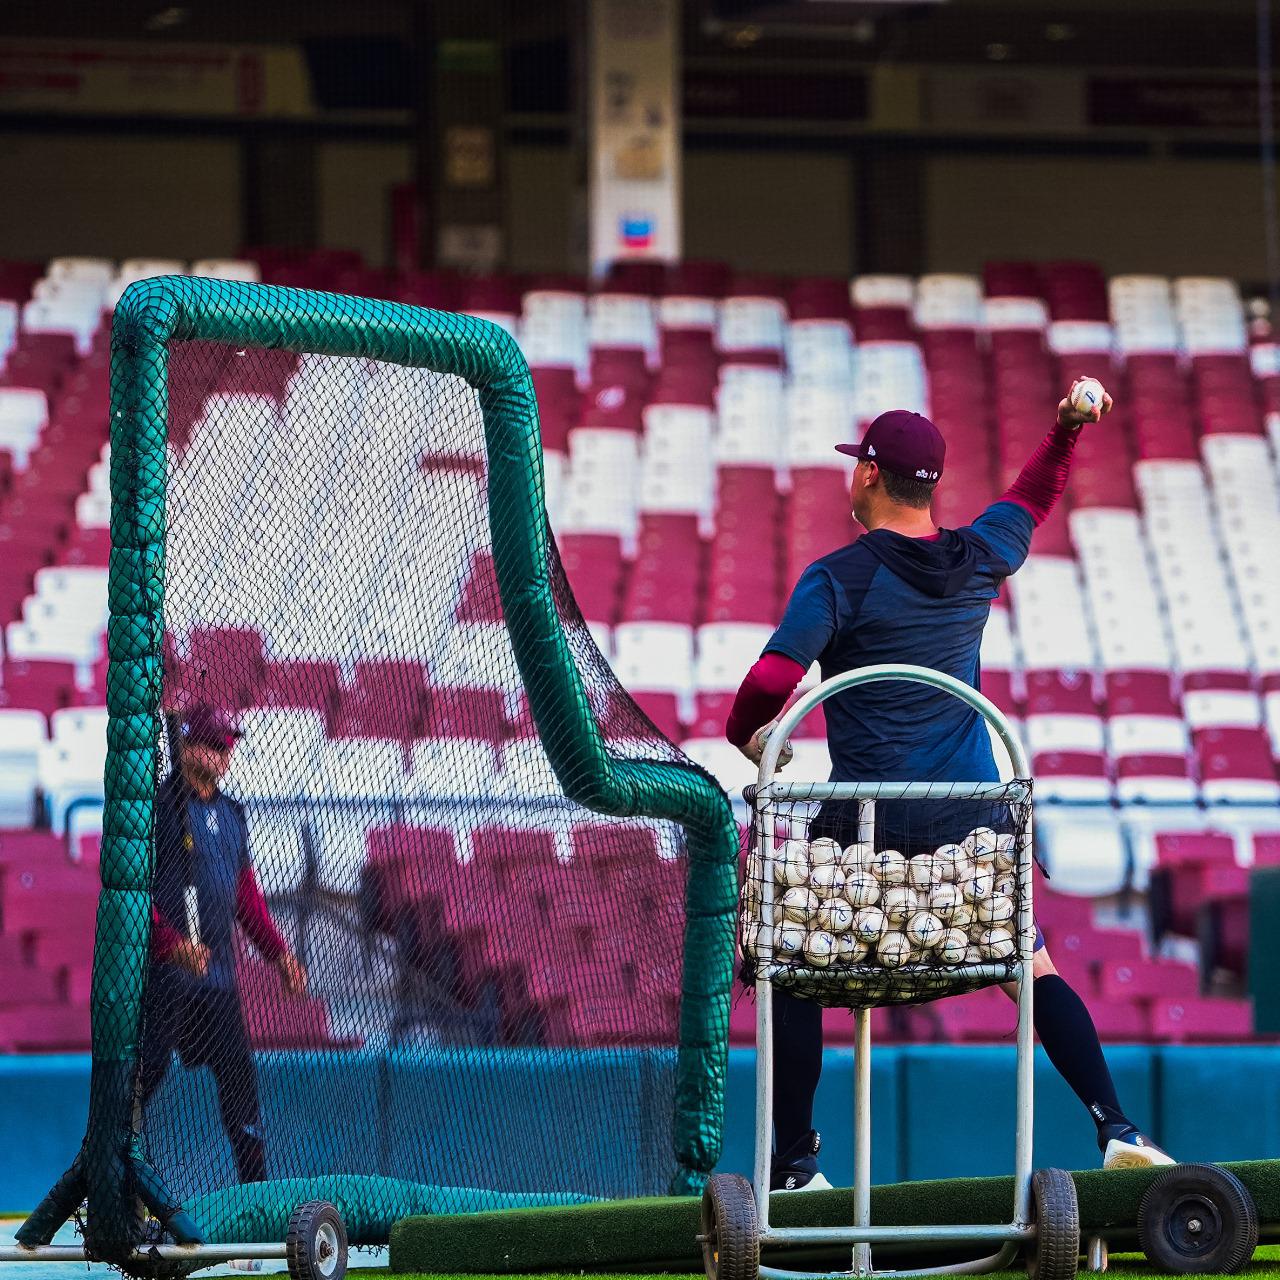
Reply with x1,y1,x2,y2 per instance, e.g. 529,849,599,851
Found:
1,251,1277,1047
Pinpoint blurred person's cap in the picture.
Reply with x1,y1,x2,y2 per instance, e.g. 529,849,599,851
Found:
180,704,242,750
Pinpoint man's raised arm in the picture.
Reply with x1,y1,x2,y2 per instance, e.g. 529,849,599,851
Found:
1000,375,1113,526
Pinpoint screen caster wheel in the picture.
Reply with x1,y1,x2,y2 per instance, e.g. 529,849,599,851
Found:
700,1173,759,1280
1139,1163,1258,1274
1028,1167,1080,1280
286,1200,347,1280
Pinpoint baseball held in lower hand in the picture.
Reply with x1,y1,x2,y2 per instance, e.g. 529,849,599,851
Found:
757,722,794,767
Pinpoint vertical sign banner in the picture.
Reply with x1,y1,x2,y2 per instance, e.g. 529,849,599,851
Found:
588,0,681,277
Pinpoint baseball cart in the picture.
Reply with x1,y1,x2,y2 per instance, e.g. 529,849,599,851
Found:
701,663,1080,1280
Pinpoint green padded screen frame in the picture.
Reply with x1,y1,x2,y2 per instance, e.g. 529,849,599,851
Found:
77,276,739,1255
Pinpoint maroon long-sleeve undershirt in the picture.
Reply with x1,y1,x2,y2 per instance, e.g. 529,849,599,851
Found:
151,866,287,964
1000,420,1083,525
724,420,1082,747
725,653,808,748
151,905,183,961
235,865,288,962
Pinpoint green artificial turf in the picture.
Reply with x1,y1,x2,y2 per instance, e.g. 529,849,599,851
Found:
374,1243,1280,1278
389,1162,1280,1275
373,1244,1280,1279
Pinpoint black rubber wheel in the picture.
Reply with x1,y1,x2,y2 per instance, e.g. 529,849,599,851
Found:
286,1200,348,1280
1028,1167,1080,1280
1139,1163,1258,1274
700,1173,759,1280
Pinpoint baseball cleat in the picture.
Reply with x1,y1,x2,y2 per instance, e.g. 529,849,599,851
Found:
770,1129,833,1192
1101,1126,1176,1170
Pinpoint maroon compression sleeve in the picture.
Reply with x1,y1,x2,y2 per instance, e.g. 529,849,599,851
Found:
1000,421,1083,525
725,653,808,748
151,906,183,961
235,865,288,962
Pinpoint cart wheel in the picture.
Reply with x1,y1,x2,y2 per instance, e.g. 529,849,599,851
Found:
1138,1164,1257,1274
286,1200,348,1280
700,1173,759,1280
1027,1168,1080,1280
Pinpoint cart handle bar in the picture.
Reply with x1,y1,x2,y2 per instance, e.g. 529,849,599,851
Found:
757,663,1030,786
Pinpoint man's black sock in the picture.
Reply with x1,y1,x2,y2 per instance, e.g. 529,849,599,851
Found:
1033,973,1128,1131
771,990,824,1156
231,1124,268,1184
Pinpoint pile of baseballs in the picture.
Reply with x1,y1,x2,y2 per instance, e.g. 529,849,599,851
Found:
744,827,1021,971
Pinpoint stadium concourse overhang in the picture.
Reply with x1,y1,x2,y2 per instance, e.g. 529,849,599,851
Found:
6,275,740,1273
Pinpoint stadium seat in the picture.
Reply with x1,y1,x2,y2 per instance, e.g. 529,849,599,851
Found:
1036,816,1127,895
1194,727,1280,804
0,709,48,827
1025,713,1111,802
1149,995,1253,1043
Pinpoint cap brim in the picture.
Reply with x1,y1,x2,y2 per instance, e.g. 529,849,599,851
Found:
187,731,241,748
834,443,866,459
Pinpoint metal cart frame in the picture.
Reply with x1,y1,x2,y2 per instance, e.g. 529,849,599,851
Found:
716,662,1073,1280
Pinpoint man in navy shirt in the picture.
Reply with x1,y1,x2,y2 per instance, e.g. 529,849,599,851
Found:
727,385,1174,1188
141,704,307,1185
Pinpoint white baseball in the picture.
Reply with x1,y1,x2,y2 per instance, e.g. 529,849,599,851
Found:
993,874,1016,900
908,854,940,891
978,895,1015,926
963,828,999,863
928,883,965,921
835,932,869,964
773,840,811,887
780,885,819,923
1070,377,1107,416
852,905,887,943
843,872,881,909
804,929,837,968
937,928,969,965
949,901,976,930
881,886,917,926
817,897,855,935
775,923,806,959
841,841,874,874
810,863,846,896
757,722,795,767
933,843,966,882
978,926,1015,960
808,837,841,867
870,849,907,885
964,944,984,964
905,910,945,950
876,932,913,969
960,867,996,903
994,833,1017,872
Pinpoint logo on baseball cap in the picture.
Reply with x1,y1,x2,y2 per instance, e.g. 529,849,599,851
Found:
836,410,946,482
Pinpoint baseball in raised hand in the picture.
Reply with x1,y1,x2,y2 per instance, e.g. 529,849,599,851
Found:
1057,375,1113,428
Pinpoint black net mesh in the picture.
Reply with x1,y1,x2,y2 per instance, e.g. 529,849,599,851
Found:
137,339,695,1216
740,783,1033,1007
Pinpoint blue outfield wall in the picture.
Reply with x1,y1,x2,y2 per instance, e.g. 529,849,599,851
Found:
2,1045,1277,1213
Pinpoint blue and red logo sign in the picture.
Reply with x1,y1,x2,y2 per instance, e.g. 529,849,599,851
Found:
619,213,654,250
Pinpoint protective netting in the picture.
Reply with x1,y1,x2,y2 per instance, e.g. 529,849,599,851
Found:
21,279,737,1267
740,782,1033,1007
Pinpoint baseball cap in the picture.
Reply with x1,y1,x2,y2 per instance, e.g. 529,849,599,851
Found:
835,410,946,483
180,704,242,750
